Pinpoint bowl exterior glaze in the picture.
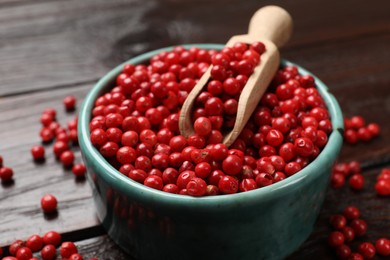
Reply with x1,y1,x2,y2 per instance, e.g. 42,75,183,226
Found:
78,44,344,260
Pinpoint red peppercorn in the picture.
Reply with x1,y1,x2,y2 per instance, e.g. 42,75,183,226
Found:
16,247,33,260
72,163,86,177
2,257,17,260
222,155,242,175
343,206,360,220
344,129,358,144
256,173,273,187
349,116,365,129
186,177,207,196
357,127,372,141
26,234,44,252
375,238,390,256
341,227,355,242
331,172,345,189
144,175,164,190
350,219,367,237
43,231,62,247
63,95,77,111
31,145,45,160
163,183,179,194
349,174,364,190
53,141,69,158
366,123,380,137
336,244,351,259
60,150,75,167
41,244,57,260
41,194,58,214
328,231,345,247
218,176,238,194
9,240,25,256
0,167,13,182
69,253,84,260
358,242,376,259
329,214,347,230
60,241,78,258
294,137,314,157
375,179,390,196
348,252,363,260
193,117,212,136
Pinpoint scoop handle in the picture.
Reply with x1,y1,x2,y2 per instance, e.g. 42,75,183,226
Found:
248,5,293,47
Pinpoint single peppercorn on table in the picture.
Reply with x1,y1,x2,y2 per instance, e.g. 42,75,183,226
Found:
0,0,389,259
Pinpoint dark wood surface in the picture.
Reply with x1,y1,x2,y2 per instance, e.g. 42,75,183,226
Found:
1,0,389,259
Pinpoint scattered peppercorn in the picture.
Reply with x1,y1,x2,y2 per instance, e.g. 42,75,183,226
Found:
40,194,58,214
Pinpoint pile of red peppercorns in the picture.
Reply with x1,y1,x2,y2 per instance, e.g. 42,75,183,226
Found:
331,161,390,196
0,231,90,260
89,44,332,196
327,205,390,259
343,116,380,144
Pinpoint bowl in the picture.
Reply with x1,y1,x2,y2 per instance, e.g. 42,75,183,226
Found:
78,44,344,260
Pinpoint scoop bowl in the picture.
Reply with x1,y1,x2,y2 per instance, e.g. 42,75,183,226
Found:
78,44,344,260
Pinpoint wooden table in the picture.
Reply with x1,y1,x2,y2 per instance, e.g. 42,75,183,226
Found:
1,0,389,259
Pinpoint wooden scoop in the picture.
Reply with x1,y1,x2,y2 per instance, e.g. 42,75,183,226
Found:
179,5,293,147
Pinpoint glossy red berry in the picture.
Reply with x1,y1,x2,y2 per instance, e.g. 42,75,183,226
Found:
294,137,314,157
0,167,13,182
41,194,58,213
63,95,76,111
60,150,75,166
347,253,363,260
69,253,84,260
43,231,62,247
328,231,345,247
222,155,242,175
41,244,57,260
239,178,257,192
331,173,345,189
358,242,376,259
16,247,33,260
26,234,44,252
72,163,86,177
31,145,45,160
144,175,164,190
350,219,367,237
349,174,364,190
193,117,212,136
186,177,207,196
60,241,78,258
341,227,355,242
375,238,390,256
367,123,380,137
336,244,351,259
218,176,238,194
9,240,25,256
343,206,360,220
53,141,69,158
375,179,390,196
329,214,347,230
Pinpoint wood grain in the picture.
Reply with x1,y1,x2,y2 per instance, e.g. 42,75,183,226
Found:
0,84,100,246
1,0,389,96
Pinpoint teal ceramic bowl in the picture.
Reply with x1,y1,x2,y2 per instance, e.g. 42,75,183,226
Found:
78,44,344,260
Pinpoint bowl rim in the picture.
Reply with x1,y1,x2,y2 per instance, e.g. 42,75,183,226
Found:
78,43,344,209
